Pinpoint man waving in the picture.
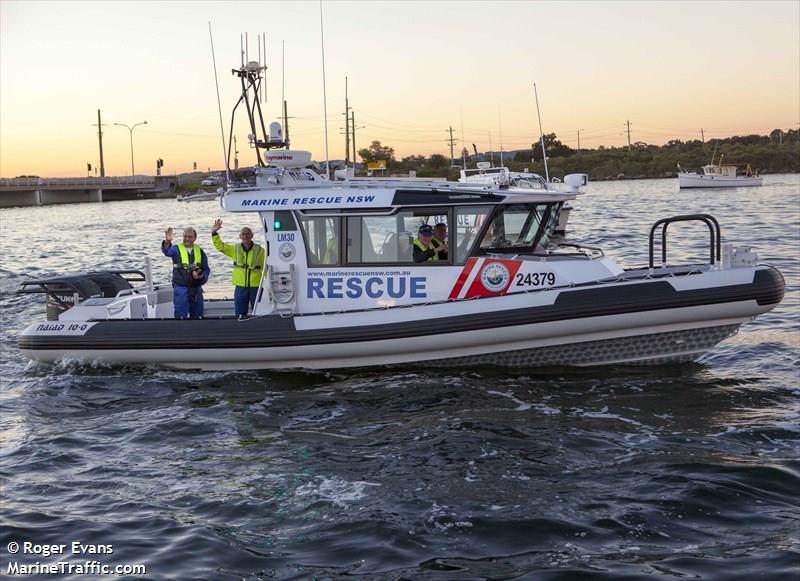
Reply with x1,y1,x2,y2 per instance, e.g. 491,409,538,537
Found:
162,226,209,319
211,219,266,317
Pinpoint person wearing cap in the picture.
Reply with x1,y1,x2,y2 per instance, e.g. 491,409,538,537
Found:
432,222,448,260
413,224,446,263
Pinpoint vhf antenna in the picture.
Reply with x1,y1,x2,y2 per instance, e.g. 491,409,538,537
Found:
533,82,550,185
208,22,230,185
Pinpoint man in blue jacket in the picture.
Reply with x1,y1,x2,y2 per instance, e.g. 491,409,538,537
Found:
162,226,210,319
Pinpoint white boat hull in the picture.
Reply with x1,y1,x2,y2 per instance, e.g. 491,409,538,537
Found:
20,314,745,371
19,266,784,371
679,174,763,188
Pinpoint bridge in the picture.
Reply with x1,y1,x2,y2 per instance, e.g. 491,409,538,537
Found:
0,176,176,208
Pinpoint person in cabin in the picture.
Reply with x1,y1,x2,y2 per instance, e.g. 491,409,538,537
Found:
211,219,266,317
413,224,446,263
432,222,449,260
162,227,210,319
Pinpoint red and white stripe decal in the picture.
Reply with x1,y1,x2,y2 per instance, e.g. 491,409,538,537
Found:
463,258,523,298
448,257,480,299
449,257,523,299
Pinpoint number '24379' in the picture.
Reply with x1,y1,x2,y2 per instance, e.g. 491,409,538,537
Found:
515,272,556,287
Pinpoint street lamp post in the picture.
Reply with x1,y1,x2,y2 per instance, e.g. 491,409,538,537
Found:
113,121,147,176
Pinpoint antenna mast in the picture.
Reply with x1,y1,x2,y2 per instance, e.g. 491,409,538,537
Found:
282,40,290,150
208,22,230,184
319,0,330,179
533,83,550,184
264,33,268,103
226,31,285,170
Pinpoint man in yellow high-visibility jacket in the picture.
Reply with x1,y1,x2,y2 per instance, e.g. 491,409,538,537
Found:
211,219,266,317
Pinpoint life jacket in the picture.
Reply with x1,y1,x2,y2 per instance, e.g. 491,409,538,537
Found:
231,243,265,288
172,243,205,287
177,243,202,269
413,238,439,261
212,233,265,288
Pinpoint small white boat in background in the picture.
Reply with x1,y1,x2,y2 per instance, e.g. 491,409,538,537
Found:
678,154,763,188
176,189,221,202
459,163,583,234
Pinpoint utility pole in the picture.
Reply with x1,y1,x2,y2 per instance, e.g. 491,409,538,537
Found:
625,119,632,151
343,76,351,165
577,129,581,154
96,109,106,177
700,128,705,143
446,126,457,166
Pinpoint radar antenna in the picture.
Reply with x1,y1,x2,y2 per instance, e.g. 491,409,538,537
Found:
225,32,288,171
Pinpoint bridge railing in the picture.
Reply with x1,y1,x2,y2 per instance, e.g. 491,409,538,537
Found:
0,176,156,188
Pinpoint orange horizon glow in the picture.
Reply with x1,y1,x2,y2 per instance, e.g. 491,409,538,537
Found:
1,1,798,178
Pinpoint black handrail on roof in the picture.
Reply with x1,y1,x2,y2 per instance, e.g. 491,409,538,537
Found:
649,214,721,269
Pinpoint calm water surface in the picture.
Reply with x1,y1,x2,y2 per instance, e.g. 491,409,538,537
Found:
1,175,799,580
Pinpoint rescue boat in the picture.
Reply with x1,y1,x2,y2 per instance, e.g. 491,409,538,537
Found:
16,58,785,371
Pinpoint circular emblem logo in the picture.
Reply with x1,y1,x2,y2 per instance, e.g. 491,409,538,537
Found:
480,261,510,292
278,242,296,262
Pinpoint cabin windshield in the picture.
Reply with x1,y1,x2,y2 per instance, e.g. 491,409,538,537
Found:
476,203,560,254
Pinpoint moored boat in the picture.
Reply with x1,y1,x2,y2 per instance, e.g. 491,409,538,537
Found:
678,154,763,188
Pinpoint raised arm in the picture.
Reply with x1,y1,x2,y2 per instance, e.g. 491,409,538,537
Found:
162,227,176,256
210,218,235,257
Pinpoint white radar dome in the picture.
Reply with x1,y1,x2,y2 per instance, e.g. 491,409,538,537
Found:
268,122,284,144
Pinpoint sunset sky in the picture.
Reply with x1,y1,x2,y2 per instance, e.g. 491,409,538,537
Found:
1,0,798,177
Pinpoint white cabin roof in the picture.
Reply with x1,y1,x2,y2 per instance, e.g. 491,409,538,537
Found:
221,178,575,213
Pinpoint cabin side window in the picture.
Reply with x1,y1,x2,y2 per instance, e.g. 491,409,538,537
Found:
455,206,492,264
535,202,562,249
346,209,450,265
298,215,341,266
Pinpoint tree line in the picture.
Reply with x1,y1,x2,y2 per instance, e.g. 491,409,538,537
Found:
357,128,800,181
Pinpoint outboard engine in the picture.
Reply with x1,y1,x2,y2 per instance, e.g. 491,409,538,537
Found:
18,272,137,320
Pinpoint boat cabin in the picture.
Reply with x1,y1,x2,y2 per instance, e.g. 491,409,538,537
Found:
702,164,738,177
209,153,618,317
